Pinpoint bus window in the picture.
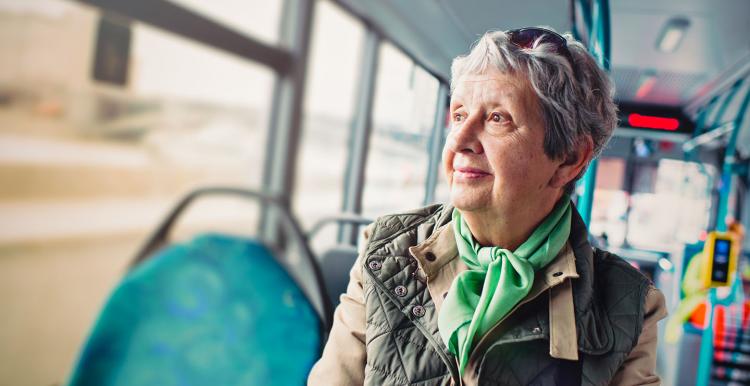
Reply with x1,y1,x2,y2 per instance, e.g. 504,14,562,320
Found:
362,42,439,218
434,160,451,204
168,0,283,45
590,157,628,247
0,2,274,384
293,0,364,251
628,159,715,251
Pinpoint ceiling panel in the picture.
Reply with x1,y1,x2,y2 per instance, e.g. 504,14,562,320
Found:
610,12,715,74
334,0,570,81
334,0,749,114
435,0,571,48
611,67,709,106
610,0,750,107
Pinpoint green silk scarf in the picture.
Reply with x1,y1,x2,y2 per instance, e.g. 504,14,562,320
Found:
438,199,572,376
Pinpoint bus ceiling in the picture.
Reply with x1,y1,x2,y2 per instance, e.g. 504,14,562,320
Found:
333,0,750,118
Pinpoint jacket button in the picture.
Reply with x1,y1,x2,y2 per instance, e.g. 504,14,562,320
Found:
412,305,426,317
552,271,563,277
368,261,382,271
394,285,408,297
425,252,437,262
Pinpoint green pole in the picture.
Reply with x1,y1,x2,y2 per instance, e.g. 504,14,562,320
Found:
715,80,749,232
576,0,610,226
696,79,749,386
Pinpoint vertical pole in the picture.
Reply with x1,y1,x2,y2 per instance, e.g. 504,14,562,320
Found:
715,80,749,232
260,0,314,244
707,82,743,228
576,0,610,227
671,99,718,341
424,84,449,205
696,80,750,386
572,0,592,43
340,29,380,244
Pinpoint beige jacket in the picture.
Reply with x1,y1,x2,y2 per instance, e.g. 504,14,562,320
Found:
308,222,668,385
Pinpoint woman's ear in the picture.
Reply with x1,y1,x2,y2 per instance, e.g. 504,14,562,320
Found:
549,136,594,189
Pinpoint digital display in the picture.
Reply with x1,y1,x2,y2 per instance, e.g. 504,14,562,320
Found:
617,103,695,135
716,240,730,254
711,239,731,283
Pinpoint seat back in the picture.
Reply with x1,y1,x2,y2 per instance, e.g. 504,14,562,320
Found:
319,244,359,307
307,214,372,309
68,233,321,386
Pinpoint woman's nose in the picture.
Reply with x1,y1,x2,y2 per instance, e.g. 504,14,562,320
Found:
447,115,483,154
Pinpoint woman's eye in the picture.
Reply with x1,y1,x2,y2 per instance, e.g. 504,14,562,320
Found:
453,113,464,122
490,113,505,123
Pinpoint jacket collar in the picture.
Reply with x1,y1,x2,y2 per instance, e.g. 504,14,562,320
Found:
408,203,583,361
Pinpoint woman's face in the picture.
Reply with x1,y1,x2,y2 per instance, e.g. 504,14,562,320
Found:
443,69,564,216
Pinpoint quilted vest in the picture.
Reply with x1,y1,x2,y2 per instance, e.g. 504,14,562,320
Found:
361,203,652,386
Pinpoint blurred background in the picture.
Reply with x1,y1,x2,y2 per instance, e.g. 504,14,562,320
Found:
0,0,748,385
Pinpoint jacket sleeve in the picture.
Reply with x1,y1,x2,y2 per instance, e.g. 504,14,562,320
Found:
610,285,669,386
307,224,374,386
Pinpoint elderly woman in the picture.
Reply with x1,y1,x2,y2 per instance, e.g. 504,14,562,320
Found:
308,27,667,385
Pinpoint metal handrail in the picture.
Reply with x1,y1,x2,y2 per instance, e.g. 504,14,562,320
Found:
682,121,736,153
307,214,373,241
130,186,334,333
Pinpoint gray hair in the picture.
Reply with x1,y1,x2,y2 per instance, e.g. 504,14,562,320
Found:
450,28,618,189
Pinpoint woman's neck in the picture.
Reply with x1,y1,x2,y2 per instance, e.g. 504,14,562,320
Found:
459,195,563,250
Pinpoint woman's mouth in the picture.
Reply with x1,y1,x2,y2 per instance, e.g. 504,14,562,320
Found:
454,167,491,180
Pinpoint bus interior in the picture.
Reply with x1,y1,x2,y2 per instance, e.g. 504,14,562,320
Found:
1,0,749,385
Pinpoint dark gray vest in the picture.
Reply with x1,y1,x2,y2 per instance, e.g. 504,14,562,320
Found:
361,204,652,386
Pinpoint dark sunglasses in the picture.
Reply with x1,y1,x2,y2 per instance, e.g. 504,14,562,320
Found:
506,27,575,68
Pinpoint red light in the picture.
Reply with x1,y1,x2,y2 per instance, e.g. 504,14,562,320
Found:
628,113,679,131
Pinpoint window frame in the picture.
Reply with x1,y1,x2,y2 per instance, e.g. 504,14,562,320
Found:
74,0,449,240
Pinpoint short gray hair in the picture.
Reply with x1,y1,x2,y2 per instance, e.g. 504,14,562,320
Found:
450,28,618,188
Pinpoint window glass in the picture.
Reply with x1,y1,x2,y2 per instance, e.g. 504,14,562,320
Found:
362,42,439,218
433,117,452,205
169,0,283,45
590,157,714,252
131,24,274,109
0,2,273,384
293,1,363,252
627,159,715,250
434,159,451,204
589,158,628,247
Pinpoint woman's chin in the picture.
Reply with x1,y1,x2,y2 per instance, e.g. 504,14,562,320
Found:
449,188,490,212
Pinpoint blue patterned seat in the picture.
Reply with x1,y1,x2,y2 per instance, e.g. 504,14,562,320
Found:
68,233,321,386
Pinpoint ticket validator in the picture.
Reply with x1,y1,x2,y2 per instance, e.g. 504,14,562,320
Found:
701,231,739,288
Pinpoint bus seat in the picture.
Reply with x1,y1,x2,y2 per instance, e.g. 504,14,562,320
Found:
306,214,372,309
319,244,359,307
67,233,321,386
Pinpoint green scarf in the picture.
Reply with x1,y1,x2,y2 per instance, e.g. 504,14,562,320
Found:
438,199,572,376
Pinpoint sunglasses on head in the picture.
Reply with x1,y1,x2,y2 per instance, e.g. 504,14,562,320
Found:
506,27,575,68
